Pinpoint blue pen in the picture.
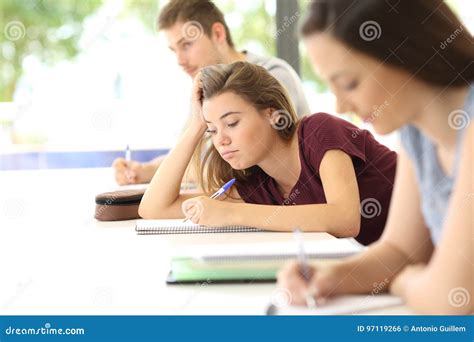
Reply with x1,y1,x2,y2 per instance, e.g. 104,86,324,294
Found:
209,178,236,199
183,178,236,222
125,144,131,162
125,144,133,181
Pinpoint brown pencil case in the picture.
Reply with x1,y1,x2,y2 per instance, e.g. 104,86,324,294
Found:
94,189,145,221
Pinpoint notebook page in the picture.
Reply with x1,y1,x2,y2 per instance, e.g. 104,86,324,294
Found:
270,294,403,315
179,238,365,259
136,219,199,230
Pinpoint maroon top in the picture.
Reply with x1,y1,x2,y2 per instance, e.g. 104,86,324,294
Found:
236,113,397,245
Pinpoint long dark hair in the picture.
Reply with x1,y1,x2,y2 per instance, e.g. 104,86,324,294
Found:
301,0,474,86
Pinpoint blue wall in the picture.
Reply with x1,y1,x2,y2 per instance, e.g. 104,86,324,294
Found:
0,149,168,170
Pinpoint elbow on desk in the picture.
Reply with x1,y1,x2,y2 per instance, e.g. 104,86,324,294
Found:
138,200,177,220
138,200,163,219
328,213,361,238
403,279,474,314
138,202,153,219
406,292,474,315
419,303,473,315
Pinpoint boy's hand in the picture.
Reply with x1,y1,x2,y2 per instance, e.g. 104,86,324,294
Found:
112,158,153,185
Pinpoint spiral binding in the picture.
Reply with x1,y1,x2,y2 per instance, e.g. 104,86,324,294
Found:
135,224,263,235
201,251,356,263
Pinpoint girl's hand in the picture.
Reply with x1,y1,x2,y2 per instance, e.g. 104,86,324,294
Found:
276,260,342,306
189,72,207,132
181,196,232,226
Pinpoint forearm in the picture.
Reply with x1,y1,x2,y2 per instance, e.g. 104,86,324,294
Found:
233,202,360,237
331,240,411,295
147,155,166,170
139,156,165,183
140,126,204,217
230,203,409,294
146,154,198,185
394,263,473,314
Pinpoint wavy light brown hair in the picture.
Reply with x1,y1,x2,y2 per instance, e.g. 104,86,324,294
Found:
192,61,299,195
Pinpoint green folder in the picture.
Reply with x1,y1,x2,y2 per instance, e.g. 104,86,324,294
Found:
168,256,287,283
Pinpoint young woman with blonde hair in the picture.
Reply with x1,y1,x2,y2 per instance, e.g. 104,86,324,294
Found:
139,61,397,245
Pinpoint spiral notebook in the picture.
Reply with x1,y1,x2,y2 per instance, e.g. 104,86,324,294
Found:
135,219,264,235
189,238,364,262
167,239,365,283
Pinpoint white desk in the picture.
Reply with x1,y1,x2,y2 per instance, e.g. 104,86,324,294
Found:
0,168,410,315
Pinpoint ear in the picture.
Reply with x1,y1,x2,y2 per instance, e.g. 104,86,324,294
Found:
210,22,227,45
265,107,277,122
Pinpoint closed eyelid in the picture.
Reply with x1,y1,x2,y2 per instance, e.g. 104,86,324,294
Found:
205,111,241,124
207,120,238,129
333,79,358,91
344,81,358,90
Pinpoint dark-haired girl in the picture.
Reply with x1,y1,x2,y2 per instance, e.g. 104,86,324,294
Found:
278,0,473,314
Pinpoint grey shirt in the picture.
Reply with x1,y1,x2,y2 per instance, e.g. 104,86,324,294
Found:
400,84,473,245
245,51,310,117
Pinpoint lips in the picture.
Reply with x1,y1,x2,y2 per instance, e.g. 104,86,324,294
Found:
362,116,374,123
185,67,197,75
221,150,238,160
